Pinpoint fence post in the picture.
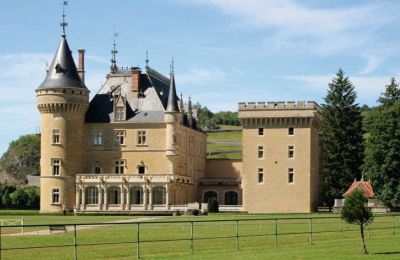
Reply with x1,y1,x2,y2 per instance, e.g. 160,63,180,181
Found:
73,224,78,260
190,221,194,254
309,218,313,245
236,220,239,250
274,219,278,248
340,217,343,238
137,223,140,259
21,216,24,236
393,215,396,238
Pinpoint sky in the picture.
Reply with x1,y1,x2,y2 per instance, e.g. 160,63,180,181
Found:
1,0,400,154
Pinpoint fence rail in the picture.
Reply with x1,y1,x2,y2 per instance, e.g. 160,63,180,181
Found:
0,214,399,259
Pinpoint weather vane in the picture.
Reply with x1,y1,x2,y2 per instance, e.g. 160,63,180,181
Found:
60,1,68,36
111,27,119,71
145,50,149,68
170,56,175,74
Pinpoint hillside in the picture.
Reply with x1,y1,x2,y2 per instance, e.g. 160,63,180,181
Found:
206,125,242,159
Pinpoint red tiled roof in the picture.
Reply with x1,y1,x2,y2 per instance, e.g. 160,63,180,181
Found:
343,179,375,198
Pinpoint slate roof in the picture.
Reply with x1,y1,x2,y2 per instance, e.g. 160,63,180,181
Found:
37,36,87,90
343,178,375,198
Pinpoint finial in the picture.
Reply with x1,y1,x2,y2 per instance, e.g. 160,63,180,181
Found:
111,27,119,72
170,56,174,74
145,50,149,68
60,1,68,36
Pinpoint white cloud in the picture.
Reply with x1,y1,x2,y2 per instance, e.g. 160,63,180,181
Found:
177,66,226,85
360,55,381,75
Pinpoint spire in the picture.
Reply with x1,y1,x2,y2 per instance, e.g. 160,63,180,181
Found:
166,59,179,112
38,36,86,90
111,29,119,73
145,50,149,68
60,1,68,37
188,95,193,127
179,93,184,111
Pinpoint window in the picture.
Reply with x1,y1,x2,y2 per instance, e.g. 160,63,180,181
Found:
137,130,147,145
115,107,125,121
52,129,60,144
93,131,103,145
258,168,264,183
152,186,166,205
107,186,121,204
258,128,264,136
288,145,294,158
85,186,99,204
52,188,60,204
93,165,102,174
114,160,125,174
288,168,294,183
288,127,294,135
225,191,239,205
138,165,145,174
52,159,60,176
115,130,125,145
130,186,143,205
258,145,264,159
203,191,218,203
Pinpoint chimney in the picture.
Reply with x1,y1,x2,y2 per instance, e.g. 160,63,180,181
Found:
77,49,85,83
131,69,141,92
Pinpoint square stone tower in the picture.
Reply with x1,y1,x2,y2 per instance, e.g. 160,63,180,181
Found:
238,101,322,213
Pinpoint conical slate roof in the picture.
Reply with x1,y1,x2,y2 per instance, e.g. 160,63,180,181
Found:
166,72,179,112
37,36,86,89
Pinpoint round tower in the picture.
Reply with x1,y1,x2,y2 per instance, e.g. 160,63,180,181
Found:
36,35,89,213
165,65,180,158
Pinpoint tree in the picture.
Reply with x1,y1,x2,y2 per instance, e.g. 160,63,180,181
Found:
378,78,400,108
0,134,40,180
207,197,219,213
322,69,365,207
341,189,374,254
363,100,400,207
10,189,29,208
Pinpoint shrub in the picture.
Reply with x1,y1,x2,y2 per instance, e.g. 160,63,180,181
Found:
208,197,219,213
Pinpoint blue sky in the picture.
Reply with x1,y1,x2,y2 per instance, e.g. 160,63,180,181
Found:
1,0,400,154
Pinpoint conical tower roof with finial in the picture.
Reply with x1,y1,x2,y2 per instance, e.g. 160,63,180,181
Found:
166,60,179,112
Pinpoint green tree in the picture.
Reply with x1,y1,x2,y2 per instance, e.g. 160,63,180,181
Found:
10,189,29,208
25,186,40,209
2,189,12,209
207,197,219,213
341,189,374,254
322,69,364,207
363,100,400,207
378,78,400,108
0,134,40,180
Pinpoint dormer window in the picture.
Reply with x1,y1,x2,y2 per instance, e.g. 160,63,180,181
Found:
115,107,125,121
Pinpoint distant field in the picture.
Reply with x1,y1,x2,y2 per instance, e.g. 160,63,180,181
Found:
206,125,242,159
1,212,399,259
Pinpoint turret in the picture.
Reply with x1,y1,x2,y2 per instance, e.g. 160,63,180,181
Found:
165,62,180,157
188,96,193,128
36,34,89,213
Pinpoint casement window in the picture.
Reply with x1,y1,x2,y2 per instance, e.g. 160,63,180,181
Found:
288,168,294,183
52,129,60,144
258,168,264,183
52,188,60,204
288,145,294,158
288,127,294,136
51,159,60,176
85,186,99,204
93,131,103,145
115,107,125,121
258,128,264,136
137,130,147,145
114,160,125,174
93,165,102,174
258,145,264,159
115,130,125,145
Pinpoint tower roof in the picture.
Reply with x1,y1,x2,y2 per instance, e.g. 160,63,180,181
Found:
166,70,179,112
37,36,87,90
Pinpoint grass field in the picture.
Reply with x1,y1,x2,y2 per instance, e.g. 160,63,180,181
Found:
207,126,242,159
1,212,399,259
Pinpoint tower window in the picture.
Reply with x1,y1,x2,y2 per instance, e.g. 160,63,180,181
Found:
51,159,60,176
114,160,125,174
93,131,103,145
137,130,147,145
258,128,264,136
288,145,294,158
115,107,125,121
288,168,294,183
93,165,102,174
288,127,294,135
52,188,60,204
258,168,264,183
52,129,60,144
115,130,125,145
258,145,264,159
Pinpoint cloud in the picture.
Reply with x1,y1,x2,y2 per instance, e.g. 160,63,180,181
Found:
360,55,381,75
177,66,226,85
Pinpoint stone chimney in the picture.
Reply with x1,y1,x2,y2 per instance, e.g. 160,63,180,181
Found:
77,49,85,83
131,69,141,92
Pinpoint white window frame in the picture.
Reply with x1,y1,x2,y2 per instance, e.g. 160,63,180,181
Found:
288,127,295,136
93,131,103,145
115,130,125,145
257,145,264,159
51,159,61,176
258,168,264,184
288,168,294,184
115,107,125,121
52,188,60,204
52,129,60,144
288,145,294,158
114,160,125,174
137,130,147,145
258,128,264,136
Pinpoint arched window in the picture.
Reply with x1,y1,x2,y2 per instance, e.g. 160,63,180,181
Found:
107,186,121,204
204,191,218,203
152,186,166,205
224,191,238,205
85,186,99,204
130,186,143,205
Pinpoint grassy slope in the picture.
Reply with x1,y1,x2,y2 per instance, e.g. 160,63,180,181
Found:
1,213,399,259
207,125,242,159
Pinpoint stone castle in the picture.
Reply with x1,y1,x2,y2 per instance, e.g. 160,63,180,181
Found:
36,31,322,214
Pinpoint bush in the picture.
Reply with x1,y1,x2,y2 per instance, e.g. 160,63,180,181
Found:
208,197,219,213
192,209,199,216
0,185,39,209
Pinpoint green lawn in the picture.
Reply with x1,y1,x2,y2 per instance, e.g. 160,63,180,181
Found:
206,127,242,159
207,131,242,142
1,213,399,259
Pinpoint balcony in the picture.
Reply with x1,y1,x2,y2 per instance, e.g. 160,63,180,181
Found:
76,174,192,185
